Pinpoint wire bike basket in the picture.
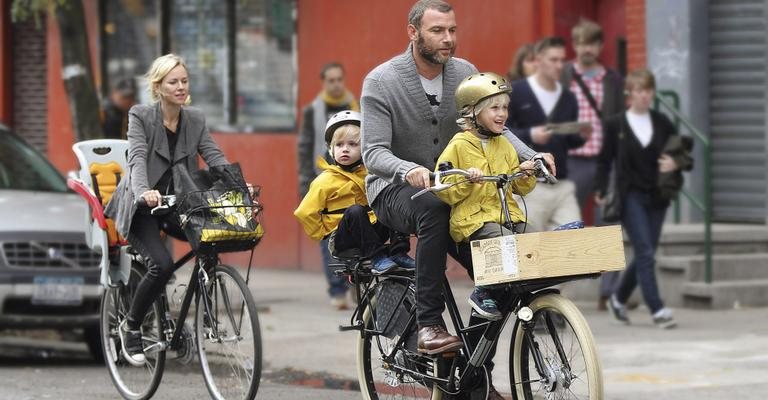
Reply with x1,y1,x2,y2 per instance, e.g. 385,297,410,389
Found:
176,185,264,254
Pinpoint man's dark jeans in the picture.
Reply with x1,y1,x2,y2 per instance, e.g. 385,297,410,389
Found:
615,190,667,314
371,183,455,327
371,184,501,381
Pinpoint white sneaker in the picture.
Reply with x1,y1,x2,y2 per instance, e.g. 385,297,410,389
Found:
652,308,677,329
118,320,146,366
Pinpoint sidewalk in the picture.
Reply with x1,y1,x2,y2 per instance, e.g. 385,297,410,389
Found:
249,267,768,399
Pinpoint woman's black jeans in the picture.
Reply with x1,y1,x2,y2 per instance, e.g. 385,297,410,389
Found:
126,209,186,330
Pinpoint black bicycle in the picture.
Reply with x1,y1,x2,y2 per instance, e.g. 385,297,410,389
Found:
336,159,603,399
100,191,263,400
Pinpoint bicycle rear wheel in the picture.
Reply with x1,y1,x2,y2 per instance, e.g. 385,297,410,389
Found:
509,293,603,399
357,294,443,400
101,261,166,400
196,264,262,400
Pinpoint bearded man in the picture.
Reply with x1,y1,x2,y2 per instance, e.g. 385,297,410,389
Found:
360,1,554,398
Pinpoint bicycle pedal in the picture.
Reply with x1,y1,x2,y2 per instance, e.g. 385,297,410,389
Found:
339,323,363,332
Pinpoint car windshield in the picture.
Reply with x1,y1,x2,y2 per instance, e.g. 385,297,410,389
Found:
0,132,68,192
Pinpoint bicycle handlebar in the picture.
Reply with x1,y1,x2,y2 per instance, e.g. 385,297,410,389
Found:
410,157,557,200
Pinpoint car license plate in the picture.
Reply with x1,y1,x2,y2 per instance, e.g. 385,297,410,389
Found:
32,276,84,306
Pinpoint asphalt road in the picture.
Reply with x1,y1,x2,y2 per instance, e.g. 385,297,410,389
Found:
0,336,360,400
2,267,768,400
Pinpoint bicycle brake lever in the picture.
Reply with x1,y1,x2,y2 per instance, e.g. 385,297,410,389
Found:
409,184,452,200
534,158,558,184
150,204,171,216
410,188,431,200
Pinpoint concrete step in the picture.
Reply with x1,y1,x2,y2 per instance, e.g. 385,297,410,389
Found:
682,279,768,309
657,253,768,282
657,223,768,256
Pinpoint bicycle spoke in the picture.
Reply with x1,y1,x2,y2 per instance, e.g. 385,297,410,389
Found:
196,265,261,400
101,264,165,400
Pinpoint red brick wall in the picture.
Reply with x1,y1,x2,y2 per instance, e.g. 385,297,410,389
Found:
626,0,647,70
0,0,11,125
11,13,48,152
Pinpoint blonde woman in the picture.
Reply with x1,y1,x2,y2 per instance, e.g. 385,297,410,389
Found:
105,53,229,364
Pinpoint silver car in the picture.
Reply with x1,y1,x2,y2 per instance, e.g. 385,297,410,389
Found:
0,124,102,358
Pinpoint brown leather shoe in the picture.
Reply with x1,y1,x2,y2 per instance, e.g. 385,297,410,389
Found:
417,325,463,355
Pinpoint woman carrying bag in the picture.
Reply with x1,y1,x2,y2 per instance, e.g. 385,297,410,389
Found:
594,69,687,329
105,53,231,364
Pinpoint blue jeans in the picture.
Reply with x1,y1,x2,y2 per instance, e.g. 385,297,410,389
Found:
615,190,667,314
320,238,348,298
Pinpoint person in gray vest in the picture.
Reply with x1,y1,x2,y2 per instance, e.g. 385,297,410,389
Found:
297,62,359,310
361,1,553,397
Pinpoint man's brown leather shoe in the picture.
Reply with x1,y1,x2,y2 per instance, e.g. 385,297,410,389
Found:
417,325,463,355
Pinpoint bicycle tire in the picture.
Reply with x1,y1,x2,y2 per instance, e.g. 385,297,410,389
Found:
196,264,262,400
101,261,166,400
357,293,443,400
509,293,603,399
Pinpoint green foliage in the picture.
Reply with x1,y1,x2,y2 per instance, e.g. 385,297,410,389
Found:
10,0,68,27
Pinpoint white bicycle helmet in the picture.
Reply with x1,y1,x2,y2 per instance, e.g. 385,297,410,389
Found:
324,110,361,145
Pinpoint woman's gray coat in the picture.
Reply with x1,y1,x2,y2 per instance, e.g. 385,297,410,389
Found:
105,102,228,237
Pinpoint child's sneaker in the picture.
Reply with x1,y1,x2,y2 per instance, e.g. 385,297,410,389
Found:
371,255,398,275
390,253,416,270
468,288,502,320
652,308,677,329
607,294,630,325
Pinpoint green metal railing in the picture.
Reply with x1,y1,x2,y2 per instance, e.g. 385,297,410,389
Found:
654,90,713,283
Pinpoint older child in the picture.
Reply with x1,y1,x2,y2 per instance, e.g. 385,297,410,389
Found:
294,111,415,282
436,72,538,320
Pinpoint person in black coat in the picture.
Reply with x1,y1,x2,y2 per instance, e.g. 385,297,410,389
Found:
595,69,683,329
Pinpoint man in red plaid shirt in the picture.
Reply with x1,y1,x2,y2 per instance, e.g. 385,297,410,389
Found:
561,19,625,309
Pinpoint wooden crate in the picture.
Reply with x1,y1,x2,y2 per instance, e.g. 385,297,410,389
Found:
471,225,626,286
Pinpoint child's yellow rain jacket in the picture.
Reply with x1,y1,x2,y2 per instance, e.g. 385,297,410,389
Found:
436,131,536,243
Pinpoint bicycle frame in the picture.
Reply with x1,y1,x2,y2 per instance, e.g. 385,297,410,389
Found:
140,249,219,355
347,164,600,397
341,253,602,395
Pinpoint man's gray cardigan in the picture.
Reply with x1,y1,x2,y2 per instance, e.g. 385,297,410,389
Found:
361,45,537,203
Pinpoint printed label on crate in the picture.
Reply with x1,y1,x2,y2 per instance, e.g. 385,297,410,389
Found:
470,235,519,285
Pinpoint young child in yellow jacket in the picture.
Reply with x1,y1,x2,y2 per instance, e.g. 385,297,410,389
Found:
436,72,537,320
294,111,415,274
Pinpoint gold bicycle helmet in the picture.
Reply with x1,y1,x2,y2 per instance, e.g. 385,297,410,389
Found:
455,72,511,113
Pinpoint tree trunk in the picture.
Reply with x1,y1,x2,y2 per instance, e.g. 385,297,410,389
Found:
55,0,102,141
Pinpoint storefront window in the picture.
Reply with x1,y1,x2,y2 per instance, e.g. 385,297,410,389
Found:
101,0,159,101
170,0,296,131
102,0,296,132
170,0,227,126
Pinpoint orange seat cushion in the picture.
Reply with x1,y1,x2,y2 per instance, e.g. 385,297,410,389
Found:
89,161,125,246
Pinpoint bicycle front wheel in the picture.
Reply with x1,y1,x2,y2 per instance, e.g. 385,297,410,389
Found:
509,293,603,400
196,264,262,400
101,261,166,400
357,298,443,400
